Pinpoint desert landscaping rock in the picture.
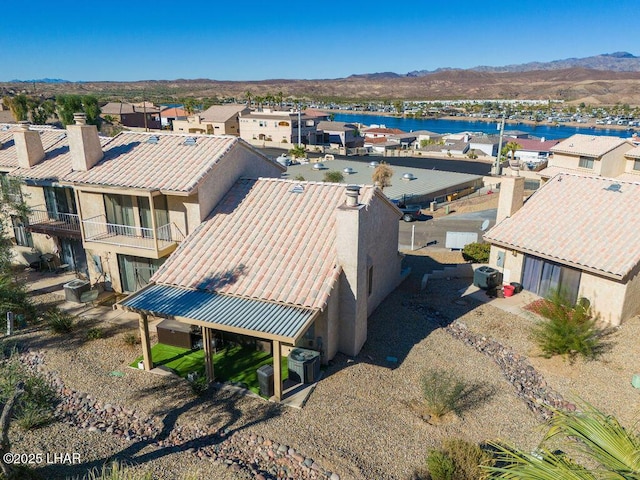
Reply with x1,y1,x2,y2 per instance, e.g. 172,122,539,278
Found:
7,241,640,479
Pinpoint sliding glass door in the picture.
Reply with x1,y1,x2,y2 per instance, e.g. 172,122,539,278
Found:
521,255,581,305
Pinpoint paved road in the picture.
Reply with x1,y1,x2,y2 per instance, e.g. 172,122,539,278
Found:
258,147,492,176
398,208,497,251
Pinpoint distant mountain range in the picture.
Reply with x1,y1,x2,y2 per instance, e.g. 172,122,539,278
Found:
405,52,640,77
9,78,71,83
347,52,640,79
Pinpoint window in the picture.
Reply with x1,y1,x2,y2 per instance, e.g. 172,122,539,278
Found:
11,216,33,247
368,266,374,296
578,156,595,169
634,159,640,171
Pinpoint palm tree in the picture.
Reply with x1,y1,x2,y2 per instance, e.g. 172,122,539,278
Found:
486,403,640,479
503,141,522,165
245,90,252,107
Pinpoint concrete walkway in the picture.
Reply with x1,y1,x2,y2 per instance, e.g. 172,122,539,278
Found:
460,283,540,320
23,270,156,332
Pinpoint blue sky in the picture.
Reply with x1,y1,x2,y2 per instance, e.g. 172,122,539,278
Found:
1,0,637,82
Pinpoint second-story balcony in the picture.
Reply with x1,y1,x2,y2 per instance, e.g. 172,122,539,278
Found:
82,215,185,258
27,206,81,238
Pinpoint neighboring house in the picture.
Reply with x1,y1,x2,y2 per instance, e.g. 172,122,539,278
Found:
3,116,284,293
618,145,640,182
441,140,469,156
172,104,250,136
364,136,400,154
362,127,405,139
238,109,326,146
484,174,640,326
119,179,404,400
539,134,634,181
469,135,501,157
508,137,560,165
387,133,417,150
101,102,162,130
316,121,362,148
412,130,443,147
159,107,187,129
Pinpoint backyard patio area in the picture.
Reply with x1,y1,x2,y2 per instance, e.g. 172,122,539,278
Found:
130,342,288,396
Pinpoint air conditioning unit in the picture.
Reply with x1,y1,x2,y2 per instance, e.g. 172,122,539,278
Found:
473,266,503,290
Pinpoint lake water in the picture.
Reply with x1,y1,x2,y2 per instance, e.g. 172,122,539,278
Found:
330,113,634,140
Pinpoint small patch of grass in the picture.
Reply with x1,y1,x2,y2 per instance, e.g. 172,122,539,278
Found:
131,343,288,395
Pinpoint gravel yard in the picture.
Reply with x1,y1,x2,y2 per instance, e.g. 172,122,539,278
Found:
6,245,640,479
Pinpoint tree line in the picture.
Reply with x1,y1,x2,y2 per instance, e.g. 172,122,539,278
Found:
2,94,101,127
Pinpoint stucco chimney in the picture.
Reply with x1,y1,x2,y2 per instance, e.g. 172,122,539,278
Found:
67,113,103,171
345,185,360,207
14,121,45,169
496,176,525,225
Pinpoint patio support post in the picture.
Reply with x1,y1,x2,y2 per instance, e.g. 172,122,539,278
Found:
139,313,153,371
202,326,214,383
273,340,282,401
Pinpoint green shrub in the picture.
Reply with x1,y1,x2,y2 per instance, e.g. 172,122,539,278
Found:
421,369,469,419
532,290,601,361
82,460,153,480
46,308,74,334
189,374,208,396
462,242,490,263
441,439,492,480
427,450,456,480
323,170,344,183
0,355,57,431
123,333,140,346
87,327,104,340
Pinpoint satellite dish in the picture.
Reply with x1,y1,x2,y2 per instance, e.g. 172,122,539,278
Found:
480,219,490,231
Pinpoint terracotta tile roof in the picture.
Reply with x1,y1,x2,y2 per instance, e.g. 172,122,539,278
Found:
537,165,600,178
65,132,257,193
509,138,561,152
363,127,406,135
200,104,250,123
624,145,640,159
152,178,376,309
0,127,69,170
160,107,187,117
11,135,111,182
615,172,640,183
484,173,640,279
550,134,632,157
316,121,357,132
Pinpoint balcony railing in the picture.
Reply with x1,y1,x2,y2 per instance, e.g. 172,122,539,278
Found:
27,206,81,234
82,215,185,251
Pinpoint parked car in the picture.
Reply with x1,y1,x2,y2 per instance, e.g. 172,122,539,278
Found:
391,200,422,222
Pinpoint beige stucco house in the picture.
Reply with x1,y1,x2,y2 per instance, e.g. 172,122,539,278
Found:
171,104,249,136
238,109,326,146
539,134,635,181
119,179,405,400
2,117,284,293
484,174,640,326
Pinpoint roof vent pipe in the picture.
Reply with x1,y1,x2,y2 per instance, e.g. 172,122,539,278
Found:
345,185,360,207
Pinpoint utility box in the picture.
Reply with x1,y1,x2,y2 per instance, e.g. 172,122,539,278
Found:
257,364,274,397
473,266,503,290
287,348,321,384
63,279,91,303
157,319,197,349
